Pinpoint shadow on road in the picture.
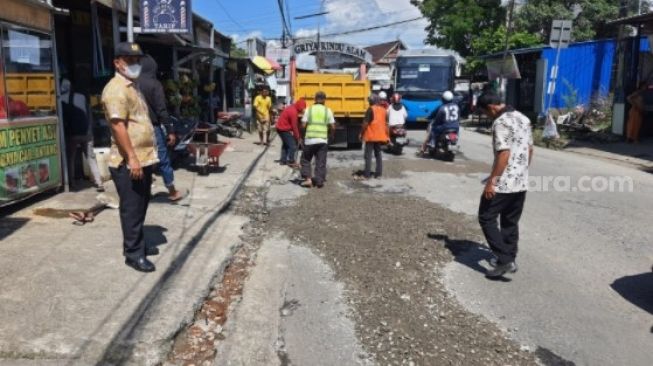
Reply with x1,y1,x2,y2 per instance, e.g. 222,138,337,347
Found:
610,271,653,315
428,234,492,272
0,217,30,241
144,225,169,248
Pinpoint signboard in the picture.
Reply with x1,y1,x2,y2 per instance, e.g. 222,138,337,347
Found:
0,120,61,205
266,48,291,65
293,41,373,63
367,66,391,81
486,54,521,79
549,20,572,49
140,0,192,34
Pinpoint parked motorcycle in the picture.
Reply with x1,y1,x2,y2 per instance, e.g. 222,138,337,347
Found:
216,111,246,138
169,115,199,166
387,125,409,155
427,129,459,162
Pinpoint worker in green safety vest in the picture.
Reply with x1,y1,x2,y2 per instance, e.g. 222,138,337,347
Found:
299,91,335,188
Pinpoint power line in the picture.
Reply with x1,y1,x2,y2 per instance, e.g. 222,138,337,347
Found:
277,0,292,38
263,16,425,41
319,16,424,38
285,0,293,34
213,0,248,33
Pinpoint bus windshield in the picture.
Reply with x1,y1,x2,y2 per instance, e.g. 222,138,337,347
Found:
396,57,452,94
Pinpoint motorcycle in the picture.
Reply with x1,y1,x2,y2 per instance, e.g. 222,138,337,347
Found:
216,111,246,138
169,115,199,167
427,129,459,162
387,125,409,155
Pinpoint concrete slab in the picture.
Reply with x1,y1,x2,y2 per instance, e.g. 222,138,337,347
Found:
215,237,369,366
0,133,266,365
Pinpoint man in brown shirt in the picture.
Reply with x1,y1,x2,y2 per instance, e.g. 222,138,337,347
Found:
102,42,159,272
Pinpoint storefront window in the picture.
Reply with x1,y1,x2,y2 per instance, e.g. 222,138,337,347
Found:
1,25,55,119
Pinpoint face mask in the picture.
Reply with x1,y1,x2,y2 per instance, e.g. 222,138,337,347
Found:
122,62,142,79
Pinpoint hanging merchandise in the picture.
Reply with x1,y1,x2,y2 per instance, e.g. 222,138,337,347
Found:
246,75,255,90
266,74,278,91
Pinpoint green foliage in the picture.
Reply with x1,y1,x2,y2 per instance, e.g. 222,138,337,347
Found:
515,0,620,42
230,43,248,58
164,75,202,119
466,26,542,74
413,0,629,75
411,0,506,57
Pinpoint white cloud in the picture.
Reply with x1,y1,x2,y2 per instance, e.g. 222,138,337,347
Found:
294,28,319,39
315,0,430,49
230,30,264,44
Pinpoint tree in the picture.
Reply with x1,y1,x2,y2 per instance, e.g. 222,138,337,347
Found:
411,0,507,58
514,0,621,42
230,43,248,58
466,26,542,73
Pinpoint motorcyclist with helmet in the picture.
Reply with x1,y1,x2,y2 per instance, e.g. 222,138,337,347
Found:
420,90,460,153
387,93,407,127
378,91,390,109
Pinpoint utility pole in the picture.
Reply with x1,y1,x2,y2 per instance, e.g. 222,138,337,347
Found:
294,8,329,71
499,0,516,101
127,0,134,43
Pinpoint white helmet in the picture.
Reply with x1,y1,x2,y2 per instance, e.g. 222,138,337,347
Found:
442,91,454,102
379,91,387,100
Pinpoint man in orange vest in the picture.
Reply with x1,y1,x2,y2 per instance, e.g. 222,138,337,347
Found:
356,94,390,180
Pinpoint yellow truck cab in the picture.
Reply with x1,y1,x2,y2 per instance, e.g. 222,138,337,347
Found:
293,72,369,147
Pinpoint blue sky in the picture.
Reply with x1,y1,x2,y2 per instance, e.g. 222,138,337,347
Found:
193,0,430,49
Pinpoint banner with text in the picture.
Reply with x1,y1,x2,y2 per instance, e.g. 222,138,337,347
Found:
0,120,61,205
293,41,373,63
140,0,192,33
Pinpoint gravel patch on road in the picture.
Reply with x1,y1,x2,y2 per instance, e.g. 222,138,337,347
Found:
266,162,539,366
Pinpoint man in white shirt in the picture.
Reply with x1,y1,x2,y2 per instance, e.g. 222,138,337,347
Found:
476,91,534,279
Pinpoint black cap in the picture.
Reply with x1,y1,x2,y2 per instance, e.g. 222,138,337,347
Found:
115,42,144,57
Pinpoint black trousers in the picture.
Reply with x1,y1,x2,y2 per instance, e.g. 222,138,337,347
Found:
278,131,297,164
478,192,527,265
110,165,153,261
300,143,328,185
364,142,383,178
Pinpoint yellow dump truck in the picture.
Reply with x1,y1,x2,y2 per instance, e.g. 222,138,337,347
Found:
292,72,369,147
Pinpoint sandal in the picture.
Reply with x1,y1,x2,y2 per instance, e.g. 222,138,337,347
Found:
69,211,95,226
169,189,189,203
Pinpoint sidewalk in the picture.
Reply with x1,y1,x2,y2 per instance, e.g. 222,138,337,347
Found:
0,132,267,365
564,137,653,170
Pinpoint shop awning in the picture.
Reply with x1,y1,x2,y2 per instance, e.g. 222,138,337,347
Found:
251,56,281,75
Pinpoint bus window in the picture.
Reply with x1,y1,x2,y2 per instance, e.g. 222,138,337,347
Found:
1,26,55,119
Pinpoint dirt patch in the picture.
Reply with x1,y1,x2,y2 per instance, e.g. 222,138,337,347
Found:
166,188,269,366
266,160,538,365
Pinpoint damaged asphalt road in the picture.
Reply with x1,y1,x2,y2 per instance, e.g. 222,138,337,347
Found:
263,164,539,366
170,129,653,366
197,147,541,366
